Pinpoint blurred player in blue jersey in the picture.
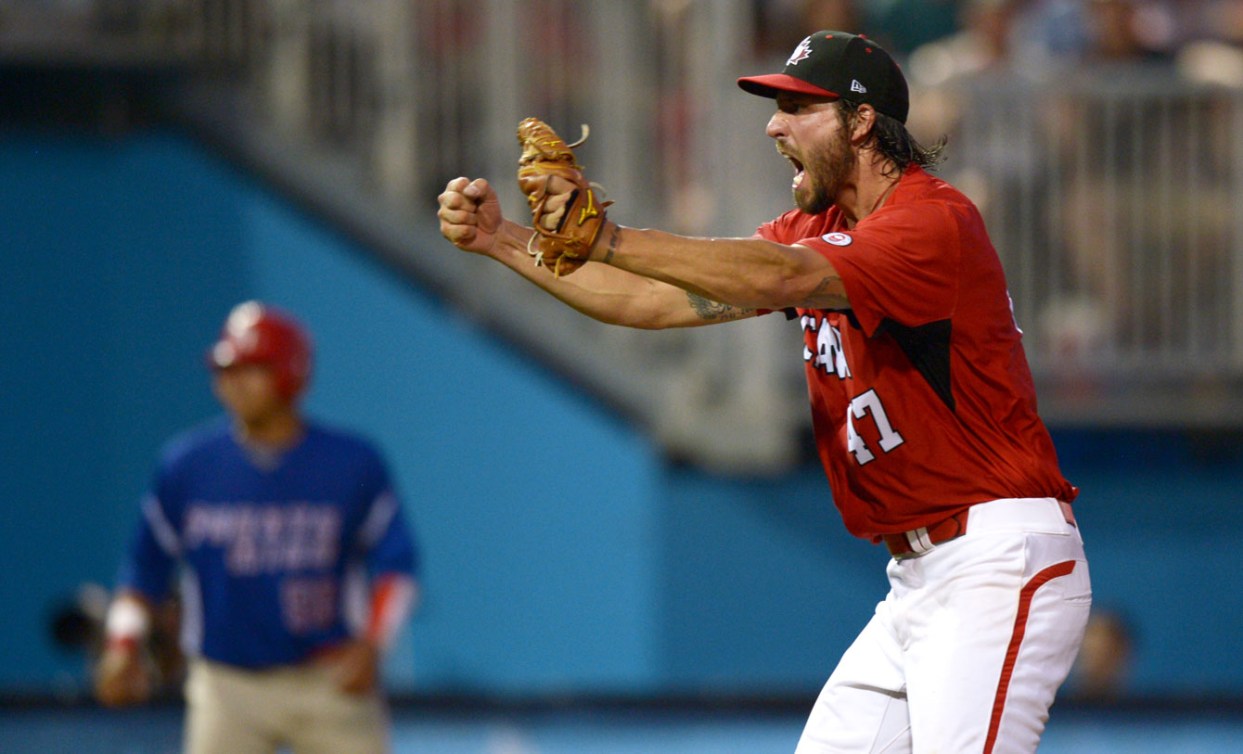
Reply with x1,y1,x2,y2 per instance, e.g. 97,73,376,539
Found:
95,301,421,754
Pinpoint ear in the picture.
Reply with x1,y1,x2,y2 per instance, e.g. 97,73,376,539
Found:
850,104,877,145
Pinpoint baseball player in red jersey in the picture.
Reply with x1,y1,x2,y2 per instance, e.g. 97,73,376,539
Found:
437,30,1090,753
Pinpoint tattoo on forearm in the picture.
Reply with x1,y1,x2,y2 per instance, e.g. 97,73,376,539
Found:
806,275,846,307
601,224,621,264
809,276,836,297
687,292,755,322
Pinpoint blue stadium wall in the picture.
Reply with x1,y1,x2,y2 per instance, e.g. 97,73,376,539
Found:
3,131,1241,699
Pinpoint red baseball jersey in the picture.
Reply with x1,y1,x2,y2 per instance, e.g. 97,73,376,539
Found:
758,166,1076,541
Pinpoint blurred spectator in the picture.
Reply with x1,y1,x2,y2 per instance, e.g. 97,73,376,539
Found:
908,0,1020,86
1066,608,1137,701
1083,0,1178,62
1199,0,1243,44
757,0,961,59
906,0,1035,210
1177,0,1243,88
868,0,962,56
1007,0,1243,69
752,0,864,61
800,0,865,35
1049,0,1235,361
905,0,1241,373
907,1,1064,338
1008,0,1092,71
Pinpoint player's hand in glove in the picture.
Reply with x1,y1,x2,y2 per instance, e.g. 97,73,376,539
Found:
94,640,154,707
516,117,613,277
438,177,503,256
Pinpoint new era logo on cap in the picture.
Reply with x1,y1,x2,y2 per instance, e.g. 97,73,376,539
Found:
737,30,910,124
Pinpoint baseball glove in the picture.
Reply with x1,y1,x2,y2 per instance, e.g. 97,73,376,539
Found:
516,117,612,277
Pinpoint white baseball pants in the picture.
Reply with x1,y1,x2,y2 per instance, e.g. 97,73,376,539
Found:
796,497,1092,753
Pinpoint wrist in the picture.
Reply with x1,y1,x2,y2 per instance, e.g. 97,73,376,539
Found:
589,221,622,264
106,635,141,654
501,222,538,259
105,595,151,648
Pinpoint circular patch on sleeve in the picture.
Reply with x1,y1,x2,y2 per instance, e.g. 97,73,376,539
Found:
821,232,853,246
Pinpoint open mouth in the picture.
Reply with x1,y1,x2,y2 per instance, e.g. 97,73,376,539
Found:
778,145,805,190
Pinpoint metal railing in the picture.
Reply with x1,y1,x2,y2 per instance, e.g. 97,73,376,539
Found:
929,68,1243,372
9,0,1243,469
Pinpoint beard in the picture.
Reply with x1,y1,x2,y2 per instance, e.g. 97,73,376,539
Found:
793,129,855,215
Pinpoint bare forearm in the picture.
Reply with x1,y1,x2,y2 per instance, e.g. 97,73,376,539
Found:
598,224,849,311
437,177,759,328
486,220,754,328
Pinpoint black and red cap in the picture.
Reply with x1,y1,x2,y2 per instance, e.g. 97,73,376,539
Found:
738,31,910,124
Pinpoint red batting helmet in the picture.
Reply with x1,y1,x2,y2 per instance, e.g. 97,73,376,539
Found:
207,301,313,400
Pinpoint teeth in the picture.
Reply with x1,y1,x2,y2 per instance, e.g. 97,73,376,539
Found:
777,144,803,185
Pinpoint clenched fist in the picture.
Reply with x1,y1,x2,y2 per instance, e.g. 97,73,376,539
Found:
437,177,503,255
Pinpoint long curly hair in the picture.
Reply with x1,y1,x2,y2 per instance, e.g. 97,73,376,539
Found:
838,100,947,176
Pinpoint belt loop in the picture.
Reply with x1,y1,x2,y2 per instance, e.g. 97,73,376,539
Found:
1059,500,1077,527
905,527,934,555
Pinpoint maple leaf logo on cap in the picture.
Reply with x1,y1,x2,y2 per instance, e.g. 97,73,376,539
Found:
786,36,813,66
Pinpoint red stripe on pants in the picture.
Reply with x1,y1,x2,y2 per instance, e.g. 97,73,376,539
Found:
983,560,1077,754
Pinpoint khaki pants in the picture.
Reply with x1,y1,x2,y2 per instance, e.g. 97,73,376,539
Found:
183,659,390,754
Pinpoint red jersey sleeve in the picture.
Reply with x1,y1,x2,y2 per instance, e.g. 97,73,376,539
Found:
801,201,961,337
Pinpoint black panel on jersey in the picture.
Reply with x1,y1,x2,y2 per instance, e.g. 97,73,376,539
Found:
877,318,955,412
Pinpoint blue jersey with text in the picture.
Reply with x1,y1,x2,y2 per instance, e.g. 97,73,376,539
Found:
118,418,419,669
